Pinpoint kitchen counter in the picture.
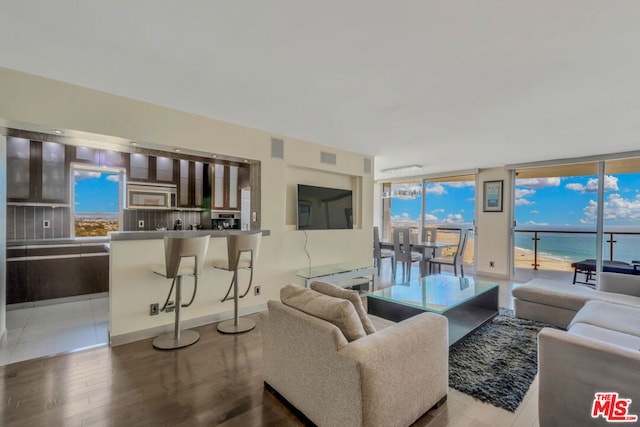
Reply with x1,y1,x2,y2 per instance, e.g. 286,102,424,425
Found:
109,229,270,241
108,229,271,345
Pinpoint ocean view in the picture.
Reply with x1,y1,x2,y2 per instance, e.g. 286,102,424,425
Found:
514,226,640,264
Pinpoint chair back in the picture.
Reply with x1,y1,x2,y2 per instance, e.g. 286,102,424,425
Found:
453,230,469,263
422,227,438,244
227,231,262,271
373,226,382,258
392,227,411,263
163,235,210,278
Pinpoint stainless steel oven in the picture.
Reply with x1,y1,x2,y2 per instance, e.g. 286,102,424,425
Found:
127,182,177,209
211,211,240,229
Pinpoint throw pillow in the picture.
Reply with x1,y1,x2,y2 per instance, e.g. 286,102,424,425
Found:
280,284,366,342
310,281,376,335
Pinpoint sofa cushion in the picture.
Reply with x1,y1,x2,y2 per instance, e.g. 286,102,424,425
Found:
569,300,640,337
512,279,597,311
569,323,640,351
310,281,376,335
280,285,366,342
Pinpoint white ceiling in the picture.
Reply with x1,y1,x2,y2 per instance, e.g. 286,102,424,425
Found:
2,1,640,179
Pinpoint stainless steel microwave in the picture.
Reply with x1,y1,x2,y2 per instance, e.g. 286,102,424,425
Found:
127,182,177,209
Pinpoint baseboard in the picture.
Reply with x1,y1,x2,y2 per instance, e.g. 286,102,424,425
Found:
109,303,268,347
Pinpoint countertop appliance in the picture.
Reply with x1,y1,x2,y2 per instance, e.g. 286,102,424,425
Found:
127,182,177,210
212,211,240,230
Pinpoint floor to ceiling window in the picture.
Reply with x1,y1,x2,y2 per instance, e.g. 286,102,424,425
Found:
513,157,640,283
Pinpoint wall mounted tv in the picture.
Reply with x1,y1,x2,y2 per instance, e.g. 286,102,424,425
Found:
297,184,353,230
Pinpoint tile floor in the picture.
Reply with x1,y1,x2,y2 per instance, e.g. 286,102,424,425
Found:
0,295,108,366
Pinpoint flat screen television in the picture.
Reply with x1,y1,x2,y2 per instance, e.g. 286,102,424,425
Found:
297,184,353,230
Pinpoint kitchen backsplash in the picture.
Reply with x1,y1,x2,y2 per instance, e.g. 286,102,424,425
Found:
122,209,202,231
6,206,203,241
6,205,72,241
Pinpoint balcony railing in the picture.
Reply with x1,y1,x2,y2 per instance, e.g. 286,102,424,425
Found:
514,229,640,270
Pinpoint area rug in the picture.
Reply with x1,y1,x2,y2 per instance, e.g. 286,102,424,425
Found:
448,311,552,412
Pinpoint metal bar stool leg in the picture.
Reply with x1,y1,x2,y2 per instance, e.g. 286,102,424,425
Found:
153,275,200,349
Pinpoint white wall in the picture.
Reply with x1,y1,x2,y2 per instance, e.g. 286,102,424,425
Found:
475,168,512,278
0,67,374,342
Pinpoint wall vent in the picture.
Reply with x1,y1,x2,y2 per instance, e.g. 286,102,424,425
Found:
320,151,337,165
364,158,372,174
271,137,284,159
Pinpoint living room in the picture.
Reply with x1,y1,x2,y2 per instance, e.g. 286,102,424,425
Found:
2,2,640,426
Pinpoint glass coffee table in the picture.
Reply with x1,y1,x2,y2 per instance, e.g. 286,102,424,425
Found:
367,274,499,346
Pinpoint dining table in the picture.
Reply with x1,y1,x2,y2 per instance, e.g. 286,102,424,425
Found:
380,240,458,277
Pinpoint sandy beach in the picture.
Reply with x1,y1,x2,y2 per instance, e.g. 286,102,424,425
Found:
402,227,575,271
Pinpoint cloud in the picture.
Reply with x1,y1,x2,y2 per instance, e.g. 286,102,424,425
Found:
431,208,445,213
515,198,534,206
530,210,539,214
583,193,640,221
523,220,549,226
424,183,447,195
74,170,101,180
565,175,619,193
423,213,438,222
444,213,464,223
515,188,536,198
444,181,476,188
106,175,121,182
516,177,561,189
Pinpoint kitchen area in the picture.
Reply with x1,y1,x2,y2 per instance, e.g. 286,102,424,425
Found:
2,129,259,364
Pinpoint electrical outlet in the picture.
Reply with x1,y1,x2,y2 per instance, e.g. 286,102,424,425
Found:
252,211,257,222
166,301,175,313
149,303,159,315
43,220,50,229
138,220,145,228
489,261,495,268
254,285,261,296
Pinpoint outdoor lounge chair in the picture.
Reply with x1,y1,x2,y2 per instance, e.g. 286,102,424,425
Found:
571,259,640,285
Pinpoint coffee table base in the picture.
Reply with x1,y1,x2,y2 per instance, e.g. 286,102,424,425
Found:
368,285,498,346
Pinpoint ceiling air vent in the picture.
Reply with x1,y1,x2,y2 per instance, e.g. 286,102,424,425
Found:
271,137,284,159
364,158,372,174
320,151,337,165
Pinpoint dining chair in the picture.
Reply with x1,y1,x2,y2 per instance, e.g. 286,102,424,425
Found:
373,226,395,276
392,227,424,282
421,226,441,259
429,230,469,277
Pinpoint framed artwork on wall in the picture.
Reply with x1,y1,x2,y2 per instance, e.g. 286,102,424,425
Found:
483,180,503,212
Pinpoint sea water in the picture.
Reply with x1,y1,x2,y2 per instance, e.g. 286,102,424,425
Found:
514,226,640,264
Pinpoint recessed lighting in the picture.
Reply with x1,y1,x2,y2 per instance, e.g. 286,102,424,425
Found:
51,129,63,135
174,149,181,153
130,142,138,146
243,159,249,163
211,154,217,158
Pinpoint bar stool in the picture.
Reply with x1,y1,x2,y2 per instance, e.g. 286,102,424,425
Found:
212,231,262,334
151,234,210,349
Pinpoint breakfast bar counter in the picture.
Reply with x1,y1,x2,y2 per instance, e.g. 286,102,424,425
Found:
108,229,270,346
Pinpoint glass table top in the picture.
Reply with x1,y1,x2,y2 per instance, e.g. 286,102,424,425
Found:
295,262,375,280
368,275,498,314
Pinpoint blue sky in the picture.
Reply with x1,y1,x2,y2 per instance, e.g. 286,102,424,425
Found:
390,173,640,228
74,171,120,213
391,181,475,225
515,174,640,228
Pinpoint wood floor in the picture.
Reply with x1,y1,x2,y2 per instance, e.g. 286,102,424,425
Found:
1,268,540,426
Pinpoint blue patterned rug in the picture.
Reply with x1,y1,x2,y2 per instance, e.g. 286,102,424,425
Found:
448,311,552,412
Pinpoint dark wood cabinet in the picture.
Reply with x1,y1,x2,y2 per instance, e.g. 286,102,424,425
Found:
178,160,206,208
6,243,109,304
7,137,71,204
127,153,177,184
212,164,241,210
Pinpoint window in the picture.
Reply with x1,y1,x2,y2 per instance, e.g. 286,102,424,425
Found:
73,167,123,237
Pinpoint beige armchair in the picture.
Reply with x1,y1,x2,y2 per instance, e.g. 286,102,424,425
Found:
261,284,448,427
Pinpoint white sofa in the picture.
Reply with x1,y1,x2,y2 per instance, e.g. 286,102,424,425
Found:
261,282,448,427
513,273,640,427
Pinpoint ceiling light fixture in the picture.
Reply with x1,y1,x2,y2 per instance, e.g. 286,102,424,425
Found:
174,149,181,153
380,164,423,174
51,129,63,135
